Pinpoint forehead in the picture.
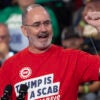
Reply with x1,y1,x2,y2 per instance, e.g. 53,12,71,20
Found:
26,7,50,23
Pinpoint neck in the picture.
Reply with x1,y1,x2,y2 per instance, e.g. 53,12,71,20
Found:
28,45,51,54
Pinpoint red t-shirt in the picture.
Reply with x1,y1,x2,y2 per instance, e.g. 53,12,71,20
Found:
0,44,100,100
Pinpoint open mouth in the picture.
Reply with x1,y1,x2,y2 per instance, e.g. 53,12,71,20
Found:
38,33,49,39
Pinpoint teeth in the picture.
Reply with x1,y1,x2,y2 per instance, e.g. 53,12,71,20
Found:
38,33,48,38
38,36,47,38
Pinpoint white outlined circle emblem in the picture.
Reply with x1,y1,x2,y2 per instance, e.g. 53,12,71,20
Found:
19,67,32,79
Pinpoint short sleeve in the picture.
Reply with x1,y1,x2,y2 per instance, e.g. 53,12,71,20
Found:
77,51,100,83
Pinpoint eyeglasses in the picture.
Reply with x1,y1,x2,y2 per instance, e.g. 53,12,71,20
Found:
23,20,51,28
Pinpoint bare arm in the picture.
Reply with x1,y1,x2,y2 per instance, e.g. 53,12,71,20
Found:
79,81,100,94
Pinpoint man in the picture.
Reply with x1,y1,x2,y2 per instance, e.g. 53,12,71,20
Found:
0,24,16,67
0,4,100,100
0,0,60,51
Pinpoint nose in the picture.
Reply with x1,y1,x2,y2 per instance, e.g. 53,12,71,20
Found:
40,24,47,32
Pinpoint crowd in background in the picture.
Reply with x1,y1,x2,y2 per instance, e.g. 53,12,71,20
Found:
0,0,100,100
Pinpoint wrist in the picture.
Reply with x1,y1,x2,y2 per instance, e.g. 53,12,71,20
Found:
84,85,89,94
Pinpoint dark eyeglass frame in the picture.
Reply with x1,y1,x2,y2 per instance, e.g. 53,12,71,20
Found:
23,20,52,28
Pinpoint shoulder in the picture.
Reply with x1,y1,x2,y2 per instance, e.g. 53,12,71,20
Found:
0,48,28,75
62,46,92,56
3,48,28,65
52,44,92,55
51,44,85,56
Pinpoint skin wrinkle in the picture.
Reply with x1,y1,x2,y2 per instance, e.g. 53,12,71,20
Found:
21,5,53,54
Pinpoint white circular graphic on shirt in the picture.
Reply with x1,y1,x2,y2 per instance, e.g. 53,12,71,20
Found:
19,67,32,79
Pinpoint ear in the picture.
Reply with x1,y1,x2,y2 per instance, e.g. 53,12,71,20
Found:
21,25,28,37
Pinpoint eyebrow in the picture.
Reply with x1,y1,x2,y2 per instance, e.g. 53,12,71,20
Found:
28,20,51,25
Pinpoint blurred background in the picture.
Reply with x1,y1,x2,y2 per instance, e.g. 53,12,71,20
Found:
0,0,100,100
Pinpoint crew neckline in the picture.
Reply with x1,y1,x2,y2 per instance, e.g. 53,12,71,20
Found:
26,44,54,57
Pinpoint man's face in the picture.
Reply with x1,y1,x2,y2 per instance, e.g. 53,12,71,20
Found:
22,7,53,50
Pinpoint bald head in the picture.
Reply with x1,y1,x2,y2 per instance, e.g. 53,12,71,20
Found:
21,4,53,53
22,4,50,25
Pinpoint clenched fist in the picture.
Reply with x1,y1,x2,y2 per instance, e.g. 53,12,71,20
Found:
85,11,100,32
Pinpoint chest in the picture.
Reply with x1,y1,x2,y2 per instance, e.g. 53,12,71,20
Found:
10,55,79,100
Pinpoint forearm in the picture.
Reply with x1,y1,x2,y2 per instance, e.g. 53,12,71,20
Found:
88,82,100,92
78,82,100,94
